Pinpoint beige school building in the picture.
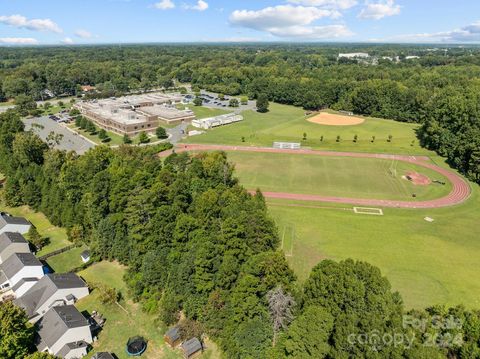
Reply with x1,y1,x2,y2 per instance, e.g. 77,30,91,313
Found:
74,93,195,136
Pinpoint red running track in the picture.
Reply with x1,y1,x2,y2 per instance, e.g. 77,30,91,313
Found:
167,144,471,209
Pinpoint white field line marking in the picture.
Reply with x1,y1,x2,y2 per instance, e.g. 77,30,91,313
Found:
353,207,384,216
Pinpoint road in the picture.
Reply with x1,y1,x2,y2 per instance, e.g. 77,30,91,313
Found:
162,144,471,209
24,117,95,155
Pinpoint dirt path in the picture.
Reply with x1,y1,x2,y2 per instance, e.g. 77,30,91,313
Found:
163,144,471,209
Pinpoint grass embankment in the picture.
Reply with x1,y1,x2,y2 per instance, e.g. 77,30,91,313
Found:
183,103,428,155
67,123,128,146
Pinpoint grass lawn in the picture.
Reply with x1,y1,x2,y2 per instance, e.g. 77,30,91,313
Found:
68,123,127,146
177,104,230,119
266,159,479,309
0,199,71,257
78,262,222,359
41,104,72,115
227,151,452,201
47,245,88,273
183,103,429,155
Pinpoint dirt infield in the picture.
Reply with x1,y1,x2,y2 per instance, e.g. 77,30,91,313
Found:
307,112,365,126
405,171,432,186
162,144,471,209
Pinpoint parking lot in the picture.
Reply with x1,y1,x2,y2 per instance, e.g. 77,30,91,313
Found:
198,91,257,113
24,116,96,155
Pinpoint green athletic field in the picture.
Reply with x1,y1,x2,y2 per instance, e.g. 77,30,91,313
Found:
183,103,428,155
265,158,479,309
227,151,452,201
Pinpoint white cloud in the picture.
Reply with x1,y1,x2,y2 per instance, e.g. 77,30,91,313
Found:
358,0,400,20
0,37,39,45
74,29,93,39
183,0,208,11
0,14,62,33
287,0,358,10
154,0,175,10
229,5,351,39
377,21,480,43
61,37,74,44
230,5,340,30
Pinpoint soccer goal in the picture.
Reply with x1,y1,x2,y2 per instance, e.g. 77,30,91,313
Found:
281,224,295,257
388,158,398,178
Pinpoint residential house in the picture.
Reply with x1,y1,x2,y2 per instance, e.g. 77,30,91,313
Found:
15,273,89,323
0,214,32,235
0,232,31,264
36,305,93,359
0,252,43,292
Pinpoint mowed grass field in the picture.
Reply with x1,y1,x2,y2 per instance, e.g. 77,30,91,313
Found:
266,158,479,309
183,104,428,155
227,151,452,201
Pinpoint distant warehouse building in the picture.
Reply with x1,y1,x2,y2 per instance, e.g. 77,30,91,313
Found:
338,52,370,59
74,93,195,136
192,113,243,130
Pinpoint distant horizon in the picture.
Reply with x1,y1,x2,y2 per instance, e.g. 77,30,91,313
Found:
1,41,480,48
1,1,480,45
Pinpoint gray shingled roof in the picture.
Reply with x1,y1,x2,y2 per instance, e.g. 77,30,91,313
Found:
165,326,180,342
0,252,42,279
0,232,28,253
92,353,115,359
56,340,89,358
0,214,31,227
182,338,203,357
15,273,87,318
11,277,38,292
36,305,89,349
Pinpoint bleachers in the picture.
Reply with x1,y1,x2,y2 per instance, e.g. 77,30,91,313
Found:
273,142,301,150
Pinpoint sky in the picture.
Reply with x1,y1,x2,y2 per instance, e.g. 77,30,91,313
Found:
1,0,480,45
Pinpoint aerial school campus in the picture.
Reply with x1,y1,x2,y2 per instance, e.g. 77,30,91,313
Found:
1,5,480,355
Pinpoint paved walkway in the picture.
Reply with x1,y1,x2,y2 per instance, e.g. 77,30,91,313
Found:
165,144,471,209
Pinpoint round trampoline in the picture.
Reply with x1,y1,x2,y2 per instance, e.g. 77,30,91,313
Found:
126,336,147,356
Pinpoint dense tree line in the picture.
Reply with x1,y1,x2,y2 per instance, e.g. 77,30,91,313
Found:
1,109,480,358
